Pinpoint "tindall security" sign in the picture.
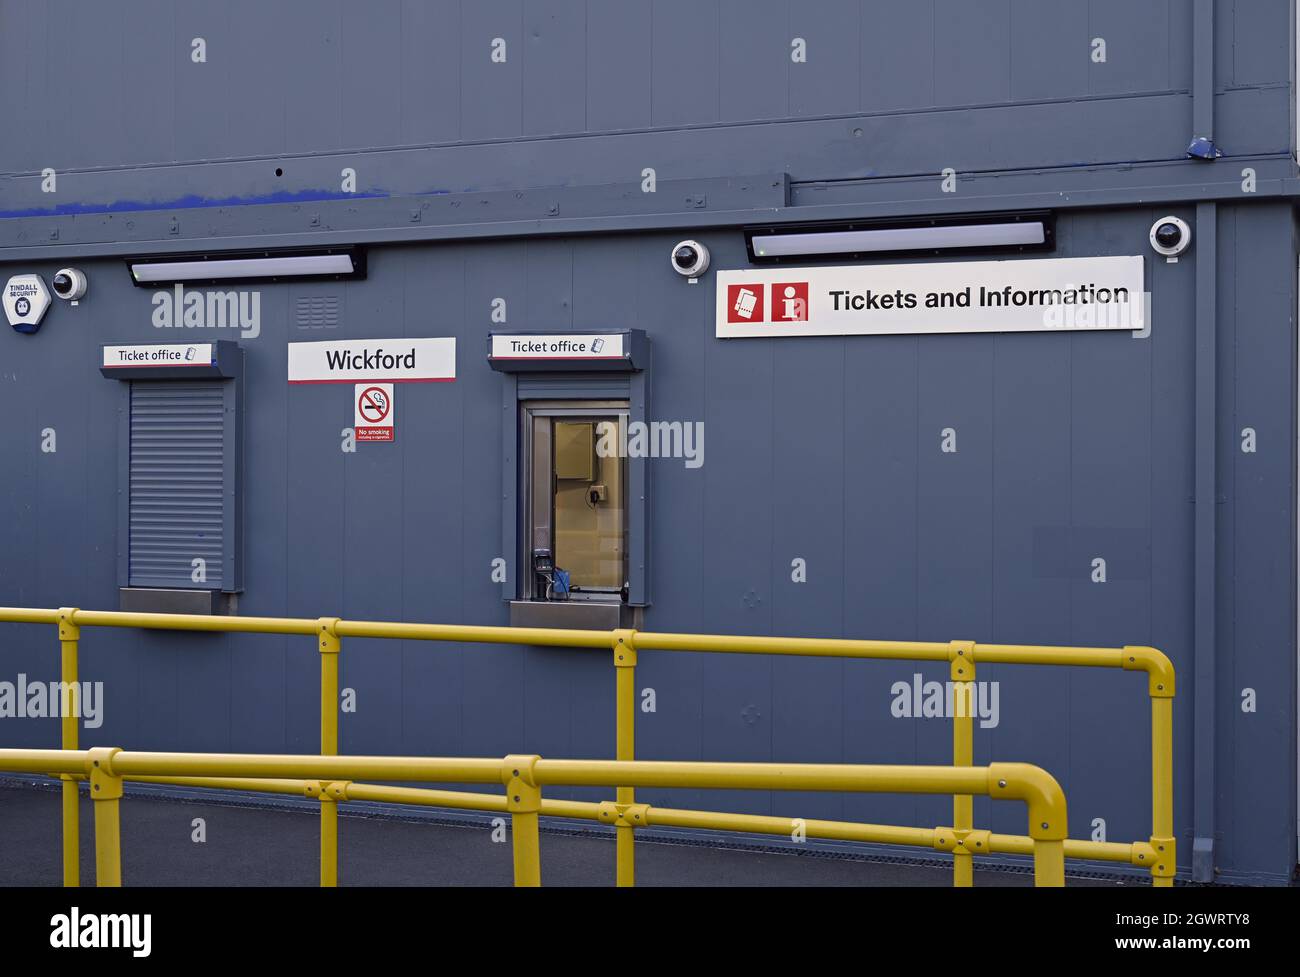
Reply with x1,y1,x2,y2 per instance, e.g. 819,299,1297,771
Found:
715,255,1144,338
287,337,456,383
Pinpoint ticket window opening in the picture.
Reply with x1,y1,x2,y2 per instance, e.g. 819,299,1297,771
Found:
524,403,628,602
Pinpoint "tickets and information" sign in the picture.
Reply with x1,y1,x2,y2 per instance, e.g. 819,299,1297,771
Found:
716,255,1145,338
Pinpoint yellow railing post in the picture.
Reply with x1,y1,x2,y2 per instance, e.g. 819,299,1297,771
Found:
86,747,123,887
57,608,80,888
949,640,976,887
1032,840,1066,886
1124,646,1177,886
317,618,341,887
612,628,638,887
1149,697,1176,886
504,755,542,886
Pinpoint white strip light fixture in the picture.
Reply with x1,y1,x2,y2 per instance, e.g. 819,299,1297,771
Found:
128,248,364,285
745,212,1053,264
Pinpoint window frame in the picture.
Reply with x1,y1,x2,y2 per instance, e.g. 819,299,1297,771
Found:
499,364,651,607
519,401,630,603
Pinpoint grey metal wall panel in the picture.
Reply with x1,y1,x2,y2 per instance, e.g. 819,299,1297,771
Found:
694,233,776,815
399,0,462,145
650,0,720,127
789,0,860,118
522,0,586,137
1009,0,1088,101
127,381,226,589
119,0,175,167
1086,0,1177,96
1224,0,1291,88
585,1,652,131
170,0,231,164
342,3,405,152
717,0,788,122
933,0,1012,106
0,2,43,176
1219,206,1296,877
222,0,290,159
284,1,345,155
5,0,1295,181
460,0,523,141
768,341,847,821
860,2,934,112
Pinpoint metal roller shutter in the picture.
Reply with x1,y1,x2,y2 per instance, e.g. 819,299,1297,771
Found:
127,380,226,589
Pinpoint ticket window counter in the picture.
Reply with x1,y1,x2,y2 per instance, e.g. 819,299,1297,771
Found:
490,329,649,630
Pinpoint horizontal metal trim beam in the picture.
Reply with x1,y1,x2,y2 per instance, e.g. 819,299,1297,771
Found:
0,157,1295,262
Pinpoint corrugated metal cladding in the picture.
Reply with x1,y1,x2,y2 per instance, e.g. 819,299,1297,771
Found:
0,1,1295,884
127,382,226,590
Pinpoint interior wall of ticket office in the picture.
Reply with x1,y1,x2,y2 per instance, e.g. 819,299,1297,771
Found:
0,0,1295,882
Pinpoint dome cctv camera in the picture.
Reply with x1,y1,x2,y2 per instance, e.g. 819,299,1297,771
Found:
52,268,88,302
670,240,710,278
1149,217,1191,260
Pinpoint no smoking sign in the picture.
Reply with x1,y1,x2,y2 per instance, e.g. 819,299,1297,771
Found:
354,383,395,442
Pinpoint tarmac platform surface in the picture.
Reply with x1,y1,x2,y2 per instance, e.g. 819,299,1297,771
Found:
0,779,1132,887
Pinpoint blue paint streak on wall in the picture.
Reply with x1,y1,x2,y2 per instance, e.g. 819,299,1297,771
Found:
0,188,398,220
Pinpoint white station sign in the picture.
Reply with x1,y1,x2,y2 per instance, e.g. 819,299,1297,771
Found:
287,337,456,384
489,333,625,360
716,255,1145,338
102,343,214,368
4,274,52,332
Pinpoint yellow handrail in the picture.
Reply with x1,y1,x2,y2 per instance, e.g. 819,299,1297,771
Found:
0,605,1175,887
0,748,1069,887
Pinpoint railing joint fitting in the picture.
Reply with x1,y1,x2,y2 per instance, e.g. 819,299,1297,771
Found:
988,762,1068,841
597,800,648,828
57,607,80,642
502,754,541,813
86,747,123,801
948,640,976,681
1122,646,1175,698
1145,835,1176,879
612,629,637,667
317,617,342,654
305,780,351,801
934,826,990,855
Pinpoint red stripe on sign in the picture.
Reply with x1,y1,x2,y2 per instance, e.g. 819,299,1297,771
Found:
287,377,456,385
489,355,625,360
